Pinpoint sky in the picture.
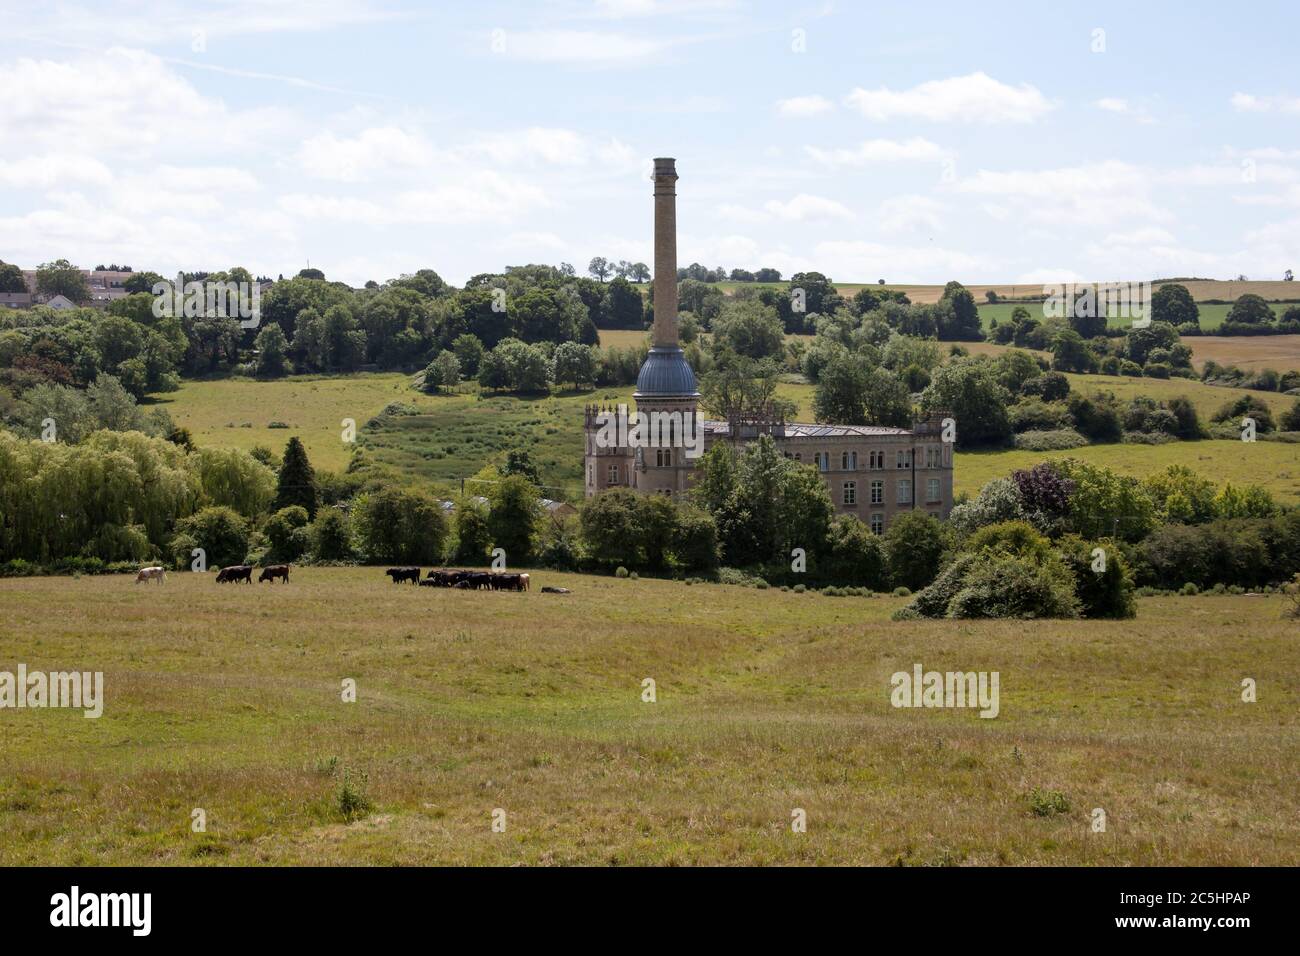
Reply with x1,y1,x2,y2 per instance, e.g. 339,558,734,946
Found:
2,0,1299,288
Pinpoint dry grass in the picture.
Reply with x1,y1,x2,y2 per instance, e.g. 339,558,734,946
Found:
1189,335,1300,373
0,569,1295,866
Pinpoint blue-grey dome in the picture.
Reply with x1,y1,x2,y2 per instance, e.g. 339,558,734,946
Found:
634,346,699,397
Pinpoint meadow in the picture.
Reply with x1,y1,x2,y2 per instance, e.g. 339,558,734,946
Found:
154,365,1300,504
1,569,1295,866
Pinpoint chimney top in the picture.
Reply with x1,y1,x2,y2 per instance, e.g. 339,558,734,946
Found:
653,157,677,178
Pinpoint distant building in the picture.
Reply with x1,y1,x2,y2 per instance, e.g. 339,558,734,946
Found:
582,158,954,531
0,293,32,309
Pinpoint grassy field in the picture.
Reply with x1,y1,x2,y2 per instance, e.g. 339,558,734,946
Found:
1,569,1295,866
957,440,1300,501
154,368,1298,502
149,373,420,473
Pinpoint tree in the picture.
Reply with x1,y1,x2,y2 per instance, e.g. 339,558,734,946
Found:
883,512,949,591
580,488,645,567
711,300,784,360
422,351,460,392
488,474,541,564
938,285,984,341
630,262,651,283
599,277,644,329
588,257,611,282
1050,328,1094,373
36,259,90,301
1151,283,1199,328
551,341,596,389
273,436,319,519
454,498,492,563
919,359,1013,449
827,514,887,588
353,488,447,564
174,506,249,568
1225,293,1274,325
254,323,291,377
309,508,354,560
452,333,485,376
503,449,541,485
0,260,25,293
263,505,311,562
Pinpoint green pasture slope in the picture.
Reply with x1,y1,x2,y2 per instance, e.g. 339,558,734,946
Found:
1,569,1296,865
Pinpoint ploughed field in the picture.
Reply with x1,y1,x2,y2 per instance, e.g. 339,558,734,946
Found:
1,569,1295,865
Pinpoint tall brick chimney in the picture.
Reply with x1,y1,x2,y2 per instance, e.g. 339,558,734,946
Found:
651,157,678,348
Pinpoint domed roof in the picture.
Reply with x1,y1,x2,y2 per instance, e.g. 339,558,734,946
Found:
634,346,699,398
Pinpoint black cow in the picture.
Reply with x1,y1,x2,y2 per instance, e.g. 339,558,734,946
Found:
216,565,253,584
386,567,421,584
259,564,290,584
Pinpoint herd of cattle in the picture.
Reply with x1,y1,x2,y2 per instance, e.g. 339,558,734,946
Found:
132,564,570,593
213,564,291,584
388,567,530,591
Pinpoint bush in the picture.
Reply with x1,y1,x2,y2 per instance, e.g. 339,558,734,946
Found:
1180,582,1199,596
891,586,911,597
309,508,354,561
945,554,1080,619
1027,788,1070,817
1058,535,1135,619
615,566,629,578
1013,428,1088,451
174,506,249,569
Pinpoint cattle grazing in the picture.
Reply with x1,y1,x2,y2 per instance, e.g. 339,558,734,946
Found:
519,573,530,592
216,565,253,584
386,567,421,584
135,566,166,584
259,564,290,584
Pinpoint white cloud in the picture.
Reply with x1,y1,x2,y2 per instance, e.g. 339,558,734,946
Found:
297,127,435,182
0,49,292,159
0,153,113,188
764,194,853,222
279,172,550,226
487,29,670,66
1231,92,1300,113
806,137,948,166
1099,227,1176,246
877,195,946,234
775,95,834,118
1095,98,1130,113
951,160,1164,226
845,72,1055,123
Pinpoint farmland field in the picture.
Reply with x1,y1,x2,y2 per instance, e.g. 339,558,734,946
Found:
156,369,1300,502
1,569,1295,866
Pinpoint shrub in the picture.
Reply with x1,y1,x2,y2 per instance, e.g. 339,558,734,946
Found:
615,566,629,578
309,508,354,561
945,554,1080,619
1180,582,1199,596
335,769,372,822
1058,535,1135,619
174,506,249,569
1027,787,1070,817
891,586,911,597
1013,429,1088,451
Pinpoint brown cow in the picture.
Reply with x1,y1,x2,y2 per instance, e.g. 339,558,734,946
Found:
216,565,253,584
259,564,290,584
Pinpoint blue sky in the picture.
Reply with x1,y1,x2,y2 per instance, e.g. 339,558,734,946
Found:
2,0,1299,287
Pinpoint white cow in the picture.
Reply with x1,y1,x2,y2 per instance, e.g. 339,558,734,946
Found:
135,566,166,585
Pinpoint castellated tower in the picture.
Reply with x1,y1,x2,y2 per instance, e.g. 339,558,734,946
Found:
584,157,700,499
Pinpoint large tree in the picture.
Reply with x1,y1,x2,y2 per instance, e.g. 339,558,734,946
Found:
36,259,90,301
273,436,319,519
